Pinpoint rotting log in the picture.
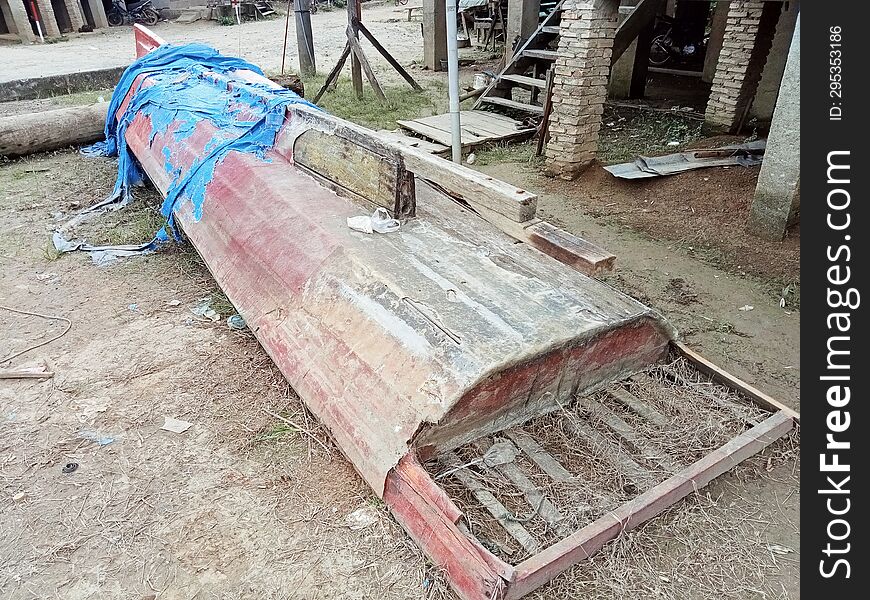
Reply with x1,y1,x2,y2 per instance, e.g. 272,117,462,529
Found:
0,103,109,158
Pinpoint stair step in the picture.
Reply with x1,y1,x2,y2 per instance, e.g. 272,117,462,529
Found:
500,74,547,88
481,96,544,115
541,25,560,34
522,48,558,61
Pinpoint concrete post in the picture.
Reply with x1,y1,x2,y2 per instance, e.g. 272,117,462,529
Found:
702,0,728,84
87,0,108,29
34,0,61,37
423,0,447,71
506,0,541,59
4,0,37,43
608,1,651,99
703,0,780,133
64,0,85,31
546,0,620,179
751,0,799,122
747,15,799,240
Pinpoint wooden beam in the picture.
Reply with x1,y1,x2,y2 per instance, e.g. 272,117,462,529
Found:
347,0,363,97
672,341,800,422
314,41,351,103
442,453,541,555
562,417,655,489
356,21,423,92
612,0,663,64
347,26,387,103
507,411,794,599
606,385,668,427
505,429,573,483
0,103,109,158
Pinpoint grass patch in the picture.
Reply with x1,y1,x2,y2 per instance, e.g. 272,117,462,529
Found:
473,141,542,167
82,202,166,246
598,106,703,164
208,290,236,316
299,74,448,131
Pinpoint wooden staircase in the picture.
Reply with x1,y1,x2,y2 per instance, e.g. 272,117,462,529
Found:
472,0,565,118
253,1,275,18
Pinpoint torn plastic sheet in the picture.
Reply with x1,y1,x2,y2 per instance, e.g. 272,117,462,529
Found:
604,140,766,179
52,231,156,267
67,42,319,263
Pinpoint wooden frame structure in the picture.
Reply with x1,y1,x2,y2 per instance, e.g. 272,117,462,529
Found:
314,0,423,103
384,343,797,600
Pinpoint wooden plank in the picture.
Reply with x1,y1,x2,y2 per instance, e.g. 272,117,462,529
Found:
395,144,538,222
356,21,423,92
507,411,794,600
662,364,762,427
376,130,450,155
347,26,387,103
500,74,547,88
522,48,558,61
464,200,614,277
481,96,545,115
383,456,510,600
673,341,800,422
561,417,654,489
314,41,351,103
612,0,663,63
606,385,668,427
475,439,570,537
442,453,541,555
398,111,533,148
525,221,615,275
505,429,573,483
577,396,683,473
541,25,560,34
293,128,410,217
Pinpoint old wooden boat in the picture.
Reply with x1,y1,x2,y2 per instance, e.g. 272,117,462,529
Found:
104,25,797,600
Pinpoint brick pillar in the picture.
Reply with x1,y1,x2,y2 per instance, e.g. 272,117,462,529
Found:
34,0,61,37
5,0,37,43
64,0,85,31
747,14,800,240
703,0,780,133
423,0,447,71
545,0,619,179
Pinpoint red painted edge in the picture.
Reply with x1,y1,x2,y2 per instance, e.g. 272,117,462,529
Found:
133,24,166,58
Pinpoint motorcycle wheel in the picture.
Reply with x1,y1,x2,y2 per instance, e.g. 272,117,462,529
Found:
142,8,160,26
107,11,124,27
649,34,672,67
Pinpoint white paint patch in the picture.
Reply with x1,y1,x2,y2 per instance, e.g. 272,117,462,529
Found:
339,283,431,357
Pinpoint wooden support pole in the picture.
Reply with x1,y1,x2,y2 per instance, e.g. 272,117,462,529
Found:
348,0,363,98
294,0,317,77
314,41,351,103
347,26,388,103
357,22,423,92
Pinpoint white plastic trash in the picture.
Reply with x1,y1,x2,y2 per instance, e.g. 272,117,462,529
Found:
347,208,400,235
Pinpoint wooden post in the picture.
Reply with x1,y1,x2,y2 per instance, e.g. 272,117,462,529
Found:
295,0,317,77
506,0,540,60
348,0,363,97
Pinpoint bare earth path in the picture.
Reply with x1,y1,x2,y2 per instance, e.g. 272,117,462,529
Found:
0,5,423,84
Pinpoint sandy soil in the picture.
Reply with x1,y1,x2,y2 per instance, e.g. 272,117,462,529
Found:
0,5,425,84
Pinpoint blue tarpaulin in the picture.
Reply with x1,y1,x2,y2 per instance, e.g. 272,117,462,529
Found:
61,43,318,261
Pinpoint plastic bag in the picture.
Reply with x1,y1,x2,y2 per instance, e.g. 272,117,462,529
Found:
347,208,400,235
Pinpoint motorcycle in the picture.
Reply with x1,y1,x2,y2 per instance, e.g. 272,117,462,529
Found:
648,15,707,68
108,0,160,27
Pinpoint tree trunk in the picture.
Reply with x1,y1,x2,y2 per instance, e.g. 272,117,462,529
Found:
0,103,109,158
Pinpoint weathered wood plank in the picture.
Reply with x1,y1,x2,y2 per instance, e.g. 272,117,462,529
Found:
577,396,683,473
526,221,616,276
376,130,451,155
397,144,537,222
673,341,801,422
505,429,573,483
607,385,668,427
0,103,109,157
507,411,794,600
293,128,413,218
561,417,654,489
475,439,570,537
442,453,541,555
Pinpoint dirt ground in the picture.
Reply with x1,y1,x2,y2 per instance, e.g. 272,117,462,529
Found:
2,10,799,599
0,5,433,84
0,147,799,600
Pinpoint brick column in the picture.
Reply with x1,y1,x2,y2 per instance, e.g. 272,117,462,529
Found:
703,0,780,133
34,0,61,37
64,0,85,31
5,0,37,43
545,0,619,179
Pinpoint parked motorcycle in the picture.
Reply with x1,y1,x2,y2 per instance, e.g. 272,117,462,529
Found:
108,0,160,27
648,15,707,68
